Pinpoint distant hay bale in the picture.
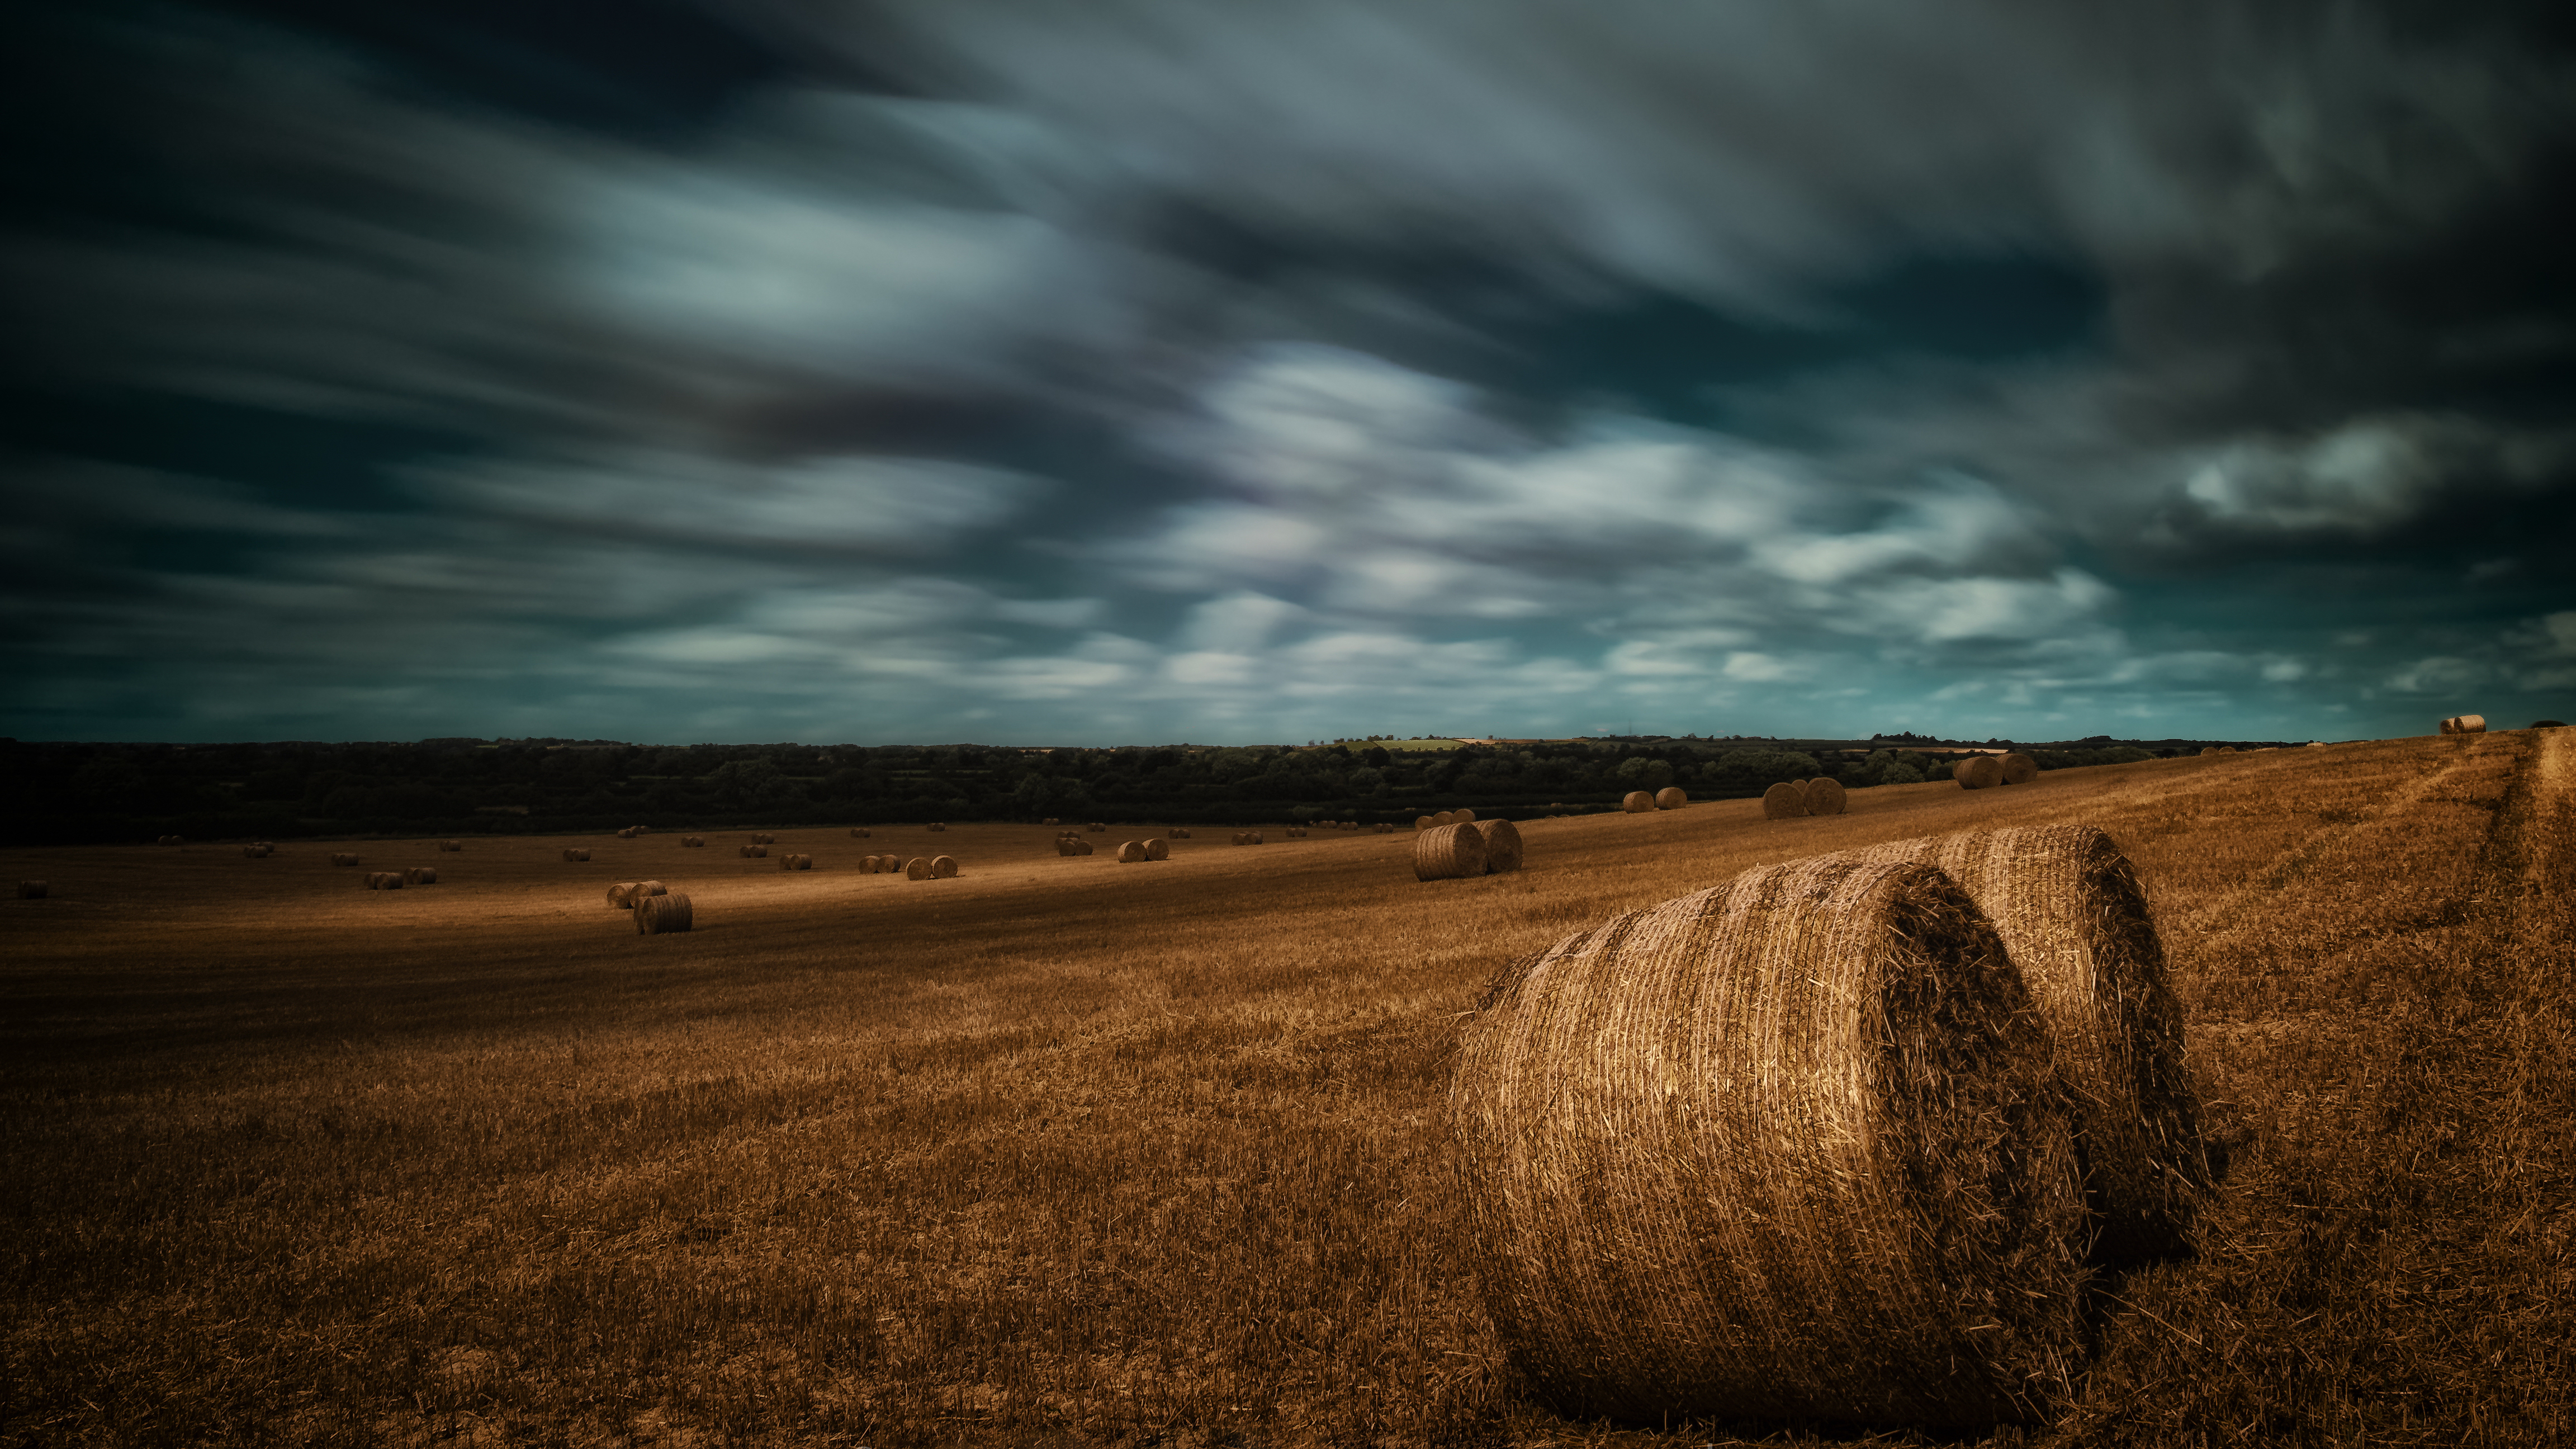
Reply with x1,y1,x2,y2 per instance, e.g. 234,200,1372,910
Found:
635,892,693,935
438,840,463,852
929,822,946,832
1232,832,1248,846
365,872,403,891
1955,756,2005,790
851,827,872,838
752,833,775,845
2000,752,2039,785
1415,816,1434,831
16,880,48,899
1117,840,1148,863
1859,826,2210,1262
1073,841,1094,856
1451,855,2087,1428
1761,781,1808,819
780,853,812,871
1654,787,1686,810
403,866,437,886
1430,811,1456,827
332,853,361,867
242,845,264,858
2441,714,2487,735
2196,746,2219,757
1621,792,1653,814
1172,827,1192,839
2535,719,2568,730
630,825,648,836
930,855,958,879
1456,807,1478,823
740,845,766,859
1474,818,1523,874
1247,831,1263,845
1043,817,1058,826
157,835,183,846
1807,778,1848,816
1145,837,1169,860
1376,822,1394,833
1413,821,1488,882
681,836,704,847
1088,822,1106,833
608,882,642,908
905,857,932,880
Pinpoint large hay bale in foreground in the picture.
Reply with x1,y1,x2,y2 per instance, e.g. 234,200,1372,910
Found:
1145,837,1169,861
930,855,958,879
1858,827,2210,1262
1654,787,1687,810
1451,856,2087,1428
1955,756,2005,790
17,880,48,899
1413,821,1488,882
1621,791,1653,814
1761,781,1808,819
1117,840,1148,863
2000,752,2039,785
905,857,932,880
1475,818,1523,874
1807,777,1848,816
635,893,693,935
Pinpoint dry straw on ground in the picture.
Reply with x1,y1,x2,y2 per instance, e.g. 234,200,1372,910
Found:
2001,752,2040,785
1622,791,1654,813
1761,780,1808,819
1957,756,2006,790
1450,854,2088,1428
1473,818,1523,874
633,893,692,935
1144,837,1169,861
1655,787,1687,809
1859,825,2211,1262
1808,777,1849,816
1412,822,1488,882
15,880,46,898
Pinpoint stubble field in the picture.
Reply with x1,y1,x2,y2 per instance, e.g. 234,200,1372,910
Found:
4,730,2572,1447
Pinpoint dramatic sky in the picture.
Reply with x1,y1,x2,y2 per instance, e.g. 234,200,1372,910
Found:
7,1,2574,745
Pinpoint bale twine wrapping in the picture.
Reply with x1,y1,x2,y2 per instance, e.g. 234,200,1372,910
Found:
1655,787,1687,810
1857,826,2210,1262
1117,840,1148,863
1475,818,1523,874
1955,756,2005,790
905,857,932,880
1761,781,1809,820
1451,855,2088,1427
404,866,437,886
1145,837,1169,861
1413,821,1489,882
1622,791,1654,814
1999,752,2039,785
930,855,958,879
635,893,693,935
17,880,48,899
1807,778,1848,816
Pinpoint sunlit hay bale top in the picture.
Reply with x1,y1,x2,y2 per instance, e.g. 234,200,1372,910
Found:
1956,755,2005,790
1474,818,1523,874
1761,781,1808,820
634,892,692,935
1654,787,1687,810
2441,714,2487,735
16,880,47,899
330,853,360,867
1857,826,2209,1262
850,827,872,838
780,853,812,871
1144,837,1169,861
1451,855,2087,1428
402,866,437,886
1116,840,1148,863
1807,777,1848,816
1621,791,1653,814
930,855,958,879
437,840,463,852
1413,821,1488,882
738,845,766,859
2000,752,2039,785
903,857,931,880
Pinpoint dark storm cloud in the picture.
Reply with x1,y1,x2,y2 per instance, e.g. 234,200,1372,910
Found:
3,0,2571,742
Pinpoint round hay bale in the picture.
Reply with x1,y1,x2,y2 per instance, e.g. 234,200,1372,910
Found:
1999,752,2039,785
1377,822,1394,834
635,879,665,898
1247,831,1263,845
1654,787,1687,810
905,857,932,880
1621,792,1653,814
851,827,872,838
1043,817,1059,826
404,866,437,886
1172,827,1192,839
1451,855,2087,1428
930,855,958,879
1955,756,2005,790
780,853,811,871
2449,714,2487,734
367,872,403,891
1144,837,1169,861
1859,826,2209,1262
1413,821,1488,882
1117,840,1148,863
1088,822,1106,833
1761,781,1809,819
438,840,463,852
740,845,766,859
1475,817,1523,874
635,892,693,935
242,845,262,858
1414,816,1434,831
17,880,48,899
2534,719,2566,730
1074,840,1094,856
1430,811,1457,827
1807,777,1848,816
609,882,641,908
332,853,359,867
158,835,183,846
929,822,946,832
1455,807,1478,823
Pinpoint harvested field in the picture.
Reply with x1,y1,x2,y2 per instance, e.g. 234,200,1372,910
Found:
4,731,2573,1446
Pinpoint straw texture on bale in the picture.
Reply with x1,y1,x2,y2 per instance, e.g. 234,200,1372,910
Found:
903,857,931,880
1474,818,1523,874
607,880,664,908
403,866,437,886
1621,791,1654,813
1858,826,2210,1263
1450,855,2088,1428
1761,780,1808,820
1654,787,1687,810
2000,752,2039,785
1413,821,1488,882
1955,755,2005,790
1145,837,1169,861
634,893,693,935
930,855,958,878
1117,840,1148,863
17,880,47,899
1807,777,1848,816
